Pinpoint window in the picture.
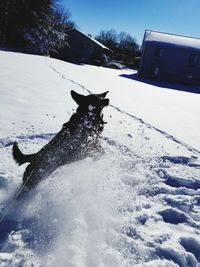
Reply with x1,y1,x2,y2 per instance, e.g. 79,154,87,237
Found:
184,73,193,84
188,53,198,66
154,47,163,58
154,67,160,75
151,66,160,77
187,74,193,81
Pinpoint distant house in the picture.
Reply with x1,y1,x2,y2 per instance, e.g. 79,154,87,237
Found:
138,30,200,86
54,29,112,65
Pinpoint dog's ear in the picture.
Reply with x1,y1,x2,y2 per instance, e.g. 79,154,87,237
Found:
71,90,85,105
97,91,109,98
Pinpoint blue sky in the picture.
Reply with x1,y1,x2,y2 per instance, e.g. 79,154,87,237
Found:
62,0,200,45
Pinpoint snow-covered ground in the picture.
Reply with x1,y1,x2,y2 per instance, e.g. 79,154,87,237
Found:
0,51,200,267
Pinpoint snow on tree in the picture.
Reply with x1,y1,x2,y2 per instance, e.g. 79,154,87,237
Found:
0,0,76,54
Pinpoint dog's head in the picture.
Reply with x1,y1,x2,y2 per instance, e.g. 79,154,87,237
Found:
71,90,109,116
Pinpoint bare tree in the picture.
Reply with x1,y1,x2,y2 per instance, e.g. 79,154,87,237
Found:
96,29,118,51
95,29,140,67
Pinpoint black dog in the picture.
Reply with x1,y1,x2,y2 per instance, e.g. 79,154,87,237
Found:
13,90,109,190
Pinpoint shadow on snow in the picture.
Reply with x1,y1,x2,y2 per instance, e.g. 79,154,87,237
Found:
120,73,200,94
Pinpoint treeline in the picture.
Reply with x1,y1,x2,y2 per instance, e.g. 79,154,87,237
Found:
96,29,141,68
0,2,140,66
0,0,75,55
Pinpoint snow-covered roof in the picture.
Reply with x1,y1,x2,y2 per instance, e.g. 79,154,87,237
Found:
70,29,112,52
86,33,112,52
144,30,200,50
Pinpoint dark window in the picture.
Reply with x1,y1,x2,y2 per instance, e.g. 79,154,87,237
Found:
154,66,160,75
188,54,198,66
151,66,160,76
184,73,193,84
154,47,163,58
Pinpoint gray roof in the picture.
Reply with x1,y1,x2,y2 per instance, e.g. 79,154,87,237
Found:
144,30,200,51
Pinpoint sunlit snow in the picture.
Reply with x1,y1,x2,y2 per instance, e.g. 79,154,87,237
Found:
0,51,200,267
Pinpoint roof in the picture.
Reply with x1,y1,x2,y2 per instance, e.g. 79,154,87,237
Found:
86,33,112,52
143,30,200,51
68,29,112,52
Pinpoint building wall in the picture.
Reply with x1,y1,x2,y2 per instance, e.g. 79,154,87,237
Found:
138,42,200,86
59,30,94,63
56,30,109,64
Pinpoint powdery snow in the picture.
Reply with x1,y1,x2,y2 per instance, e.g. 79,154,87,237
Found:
0,51,200,266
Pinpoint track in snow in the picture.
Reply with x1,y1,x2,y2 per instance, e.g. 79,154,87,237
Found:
0,61,199,266
49,64,200,156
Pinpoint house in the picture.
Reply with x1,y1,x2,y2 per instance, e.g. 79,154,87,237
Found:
138,30,200,86
54,29,112,65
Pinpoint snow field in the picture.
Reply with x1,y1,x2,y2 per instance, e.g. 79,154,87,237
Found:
0,51,200,266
